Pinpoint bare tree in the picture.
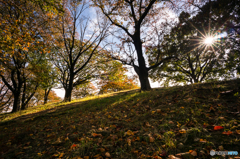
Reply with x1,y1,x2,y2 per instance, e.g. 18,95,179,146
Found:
52,0,109,102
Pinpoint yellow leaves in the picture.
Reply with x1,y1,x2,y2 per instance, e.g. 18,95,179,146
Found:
154,133,162,140
53,152,64,158
59,153,64,158
133,150,139,154
125,130,134,136
177,122,181,128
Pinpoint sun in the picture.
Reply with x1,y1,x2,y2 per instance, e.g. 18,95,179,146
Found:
204,36,214,45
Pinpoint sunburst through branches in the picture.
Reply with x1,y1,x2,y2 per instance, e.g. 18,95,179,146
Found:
204,36,214,45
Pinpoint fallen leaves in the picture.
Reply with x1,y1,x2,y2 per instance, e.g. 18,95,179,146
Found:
189,150,197,156
222,131,233,135
125,130,134,136
145,122,151,127
149,136,155,142
236,130,240,134
179,129,186,134
2,81,240,159
105,152,111,158
213,126,224,130
168,121,174,124
98,148,105,152
199,139,207,142
127,138,131,146
92,133,102,137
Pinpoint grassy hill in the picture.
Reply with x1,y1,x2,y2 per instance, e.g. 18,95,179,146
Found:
1,79,240,159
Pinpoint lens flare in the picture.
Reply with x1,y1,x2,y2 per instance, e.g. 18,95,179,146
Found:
204,36,214,45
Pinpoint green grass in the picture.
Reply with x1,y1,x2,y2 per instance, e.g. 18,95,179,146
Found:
0,80,240,159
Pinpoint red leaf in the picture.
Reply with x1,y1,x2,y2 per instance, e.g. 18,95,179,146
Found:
213,126,224,130
222,131,232,135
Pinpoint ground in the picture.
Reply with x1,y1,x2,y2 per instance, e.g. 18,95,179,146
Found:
0,79,240,159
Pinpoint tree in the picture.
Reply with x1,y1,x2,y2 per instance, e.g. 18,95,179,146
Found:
148,0,239,85
148,14,228,85
37,63,58,105
0,0,62,112
98,61,139,94
72,82,97,99
29,89,61,106
92,0,176,91
52,0,109,102
0,78,13,112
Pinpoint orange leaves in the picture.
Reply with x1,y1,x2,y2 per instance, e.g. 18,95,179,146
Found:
105,152,111,158
199,139,207,142
145,122,151,127
149,136,155,142
236,130,240,135
23,47,28,52
125,130,134,136
213,126,224,130
70,144,78,150
98,148,105,152
127,138,131,146
222,131,232,135
189,150,197,156
168,121,174,124
92,133,102,137
179,129,186,134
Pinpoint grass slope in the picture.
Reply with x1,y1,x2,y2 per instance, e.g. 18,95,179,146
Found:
1,80,240,159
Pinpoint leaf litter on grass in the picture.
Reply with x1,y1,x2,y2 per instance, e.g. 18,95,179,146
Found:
1,80,240,158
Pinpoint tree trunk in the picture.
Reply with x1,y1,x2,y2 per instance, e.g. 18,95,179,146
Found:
64,87,73,102
21,83,38,110
44,88,51,104
64,72,74,102
12,92,20,113
133,34,151,91
21,80,26,110
138,69,151,90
